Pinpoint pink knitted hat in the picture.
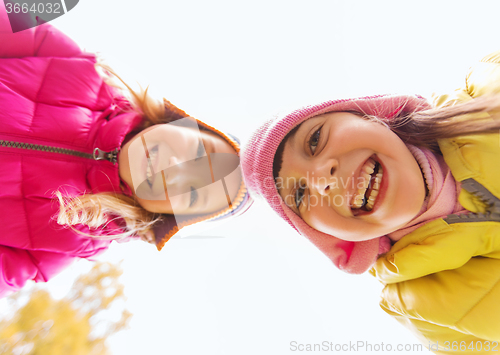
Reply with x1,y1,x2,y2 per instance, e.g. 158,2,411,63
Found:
241,94,431,274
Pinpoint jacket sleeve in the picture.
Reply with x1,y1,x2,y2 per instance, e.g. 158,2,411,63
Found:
376,51,500,353
381,305,494,355
378,256,500,354
433,50,500,107
0,0,82,58
0,246,75,298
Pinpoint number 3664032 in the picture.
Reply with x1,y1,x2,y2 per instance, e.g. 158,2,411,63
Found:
5,2,61,14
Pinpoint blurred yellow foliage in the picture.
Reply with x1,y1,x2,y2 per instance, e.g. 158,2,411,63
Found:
0,262,131,355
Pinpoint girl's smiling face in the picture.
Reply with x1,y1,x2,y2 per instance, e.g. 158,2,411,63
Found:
277,111,426,242
119,118,241,216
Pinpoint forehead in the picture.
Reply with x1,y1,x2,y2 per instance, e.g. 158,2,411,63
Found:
277,144,300,192
162,122,236,154
199,127,226,143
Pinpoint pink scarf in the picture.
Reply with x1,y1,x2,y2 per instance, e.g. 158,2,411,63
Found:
388,145,466,242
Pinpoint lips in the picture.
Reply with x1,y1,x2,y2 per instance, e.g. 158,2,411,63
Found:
350,156,384,214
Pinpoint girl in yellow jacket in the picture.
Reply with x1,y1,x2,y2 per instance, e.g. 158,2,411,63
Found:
241,51,500,354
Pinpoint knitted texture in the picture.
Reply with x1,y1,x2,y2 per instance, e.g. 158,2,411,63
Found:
387,145,466,241
241,94,431,274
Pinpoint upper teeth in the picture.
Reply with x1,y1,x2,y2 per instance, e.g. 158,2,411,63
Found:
146,148,158,181
351,158,383,211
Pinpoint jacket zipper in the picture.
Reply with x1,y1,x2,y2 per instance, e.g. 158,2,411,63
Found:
444,178,500,224
0,139,118,165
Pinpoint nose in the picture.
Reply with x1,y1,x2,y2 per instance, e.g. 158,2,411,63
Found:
163,156,181,185
311,158,338,196
163,155,215,195
169,156,179,166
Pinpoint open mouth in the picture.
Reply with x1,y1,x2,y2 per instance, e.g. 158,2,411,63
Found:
350,156,384,214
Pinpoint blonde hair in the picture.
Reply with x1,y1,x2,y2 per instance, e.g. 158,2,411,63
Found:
55,192,159,243
56,64,186,243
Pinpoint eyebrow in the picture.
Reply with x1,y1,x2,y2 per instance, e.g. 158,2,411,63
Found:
201,188,208,209
141,134,170,201
273,124,302,188
280,118,324,215
286,182,299,215
205,143,216,183
197,135,234,211
276,124,311,214
194,135,216,211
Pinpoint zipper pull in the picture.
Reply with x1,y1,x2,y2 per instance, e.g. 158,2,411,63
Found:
93,148,118,165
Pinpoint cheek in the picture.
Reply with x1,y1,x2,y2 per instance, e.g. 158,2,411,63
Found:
366,126,398,150
391,160,426,217
303,201,383,242
225,168,243,201
136,197,175,215
118,149,131,185
303,202,343,236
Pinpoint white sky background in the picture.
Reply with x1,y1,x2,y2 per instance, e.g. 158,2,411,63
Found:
2,0,500,354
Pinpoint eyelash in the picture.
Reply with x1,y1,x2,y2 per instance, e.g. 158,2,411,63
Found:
293,126,323,209
195,140,205,160
308,126,322,155
294,186,305,209
189,186,198,207
188,140,205,207
146,146,158,189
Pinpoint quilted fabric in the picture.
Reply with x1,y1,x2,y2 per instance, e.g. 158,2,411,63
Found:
0,3,142,298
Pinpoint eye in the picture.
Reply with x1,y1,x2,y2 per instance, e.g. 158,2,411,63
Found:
146,176,153,189
189,187,198,207
145,146,158,189
294,187,305,209
195,140,205,161
309,127,322,155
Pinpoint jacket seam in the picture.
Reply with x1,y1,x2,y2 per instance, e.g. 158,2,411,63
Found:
23,58,96,149
465,71,471,98
89,80,107,146
20,155,33,249
385,218,453,257
26,250,44,282
96,80,106,109
31,58,53,134
454,271,500,329
449,139,478,180
33,25,43,57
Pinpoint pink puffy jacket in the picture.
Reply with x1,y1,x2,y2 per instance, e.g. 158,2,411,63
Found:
0,4,142,297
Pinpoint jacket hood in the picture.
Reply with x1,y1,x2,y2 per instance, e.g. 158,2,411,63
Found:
241,94,430,274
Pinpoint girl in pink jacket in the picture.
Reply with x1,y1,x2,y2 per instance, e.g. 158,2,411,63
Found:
0,4,251,298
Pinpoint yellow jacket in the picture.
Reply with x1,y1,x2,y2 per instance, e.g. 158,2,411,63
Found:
371,51,500,354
